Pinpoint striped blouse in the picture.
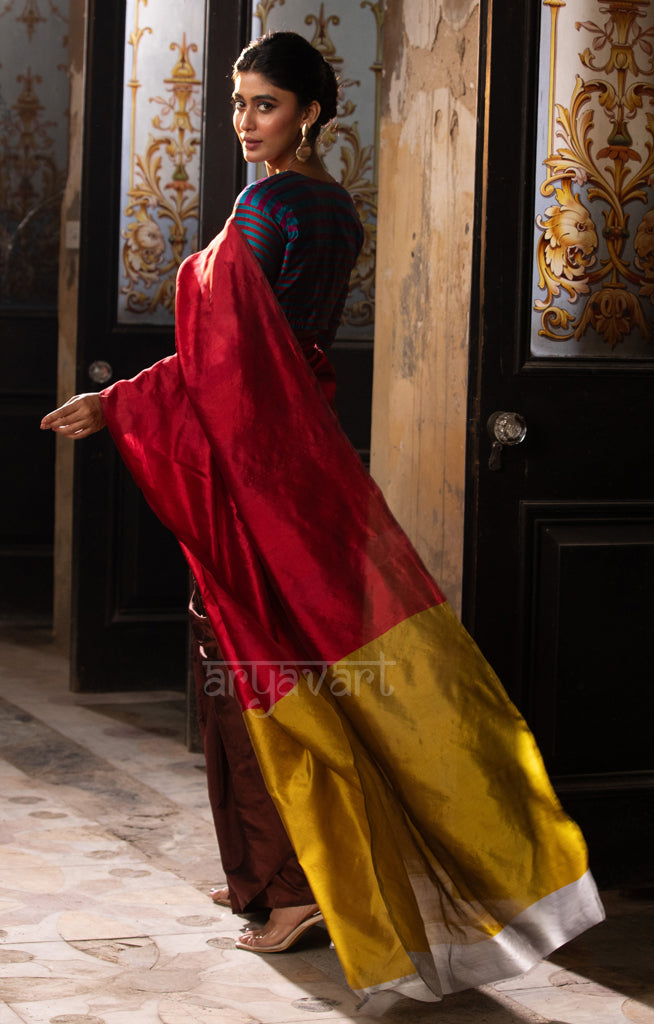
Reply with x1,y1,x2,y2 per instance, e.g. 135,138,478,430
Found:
232,171,363,349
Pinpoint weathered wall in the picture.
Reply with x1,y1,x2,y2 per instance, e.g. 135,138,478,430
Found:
371,0,480,613
53,0,86,654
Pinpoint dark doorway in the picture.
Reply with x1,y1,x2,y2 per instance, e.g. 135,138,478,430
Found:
71,0,249,691
71,0,373,694
0,19,68,627
465,1,654,886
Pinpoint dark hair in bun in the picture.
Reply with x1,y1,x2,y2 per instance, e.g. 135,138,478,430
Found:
233,31,338,141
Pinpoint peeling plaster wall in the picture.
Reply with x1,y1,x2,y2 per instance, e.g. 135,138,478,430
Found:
54,0,87,654
371,0,479,613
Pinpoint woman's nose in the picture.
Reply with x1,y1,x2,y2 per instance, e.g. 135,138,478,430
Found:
239,106,255,132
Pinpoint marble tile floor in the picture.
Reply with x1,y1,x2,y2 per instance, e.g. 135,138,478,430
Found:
0,628,652,1024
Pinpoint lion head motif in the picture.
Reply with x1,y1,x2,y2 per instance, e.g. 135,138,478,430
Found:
538,190,598,281
634,209,654,274
122,215,166,287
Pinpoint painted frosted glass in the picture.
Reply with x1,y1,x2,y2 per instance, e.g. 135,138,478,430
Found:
531,0,654,358
251,0,384,338
117,0,206,324
0,0,70,309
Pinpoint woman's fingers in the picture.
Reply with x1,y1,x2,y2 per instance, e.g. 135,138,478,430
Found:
49,419,91,436
40,395,106,438
56,423,100,438
41,408,84,429
41,395,84,428
40,404,87,431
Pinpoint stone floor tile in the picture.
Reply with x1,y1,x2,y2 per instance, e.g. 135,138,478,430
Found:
0,909,141,947
52,899,223,942
174,948,364,1021
0,935,156,976
156,1000,267,1023
0,801,94,832
621,1000,654,1024
508,987,632,1022
7,996,165,1024
0,885,223,946
2,830,140,865
2,632,653,1024
348,987,547,1022
0,1007,26,1024
512,978,654,1024
491,959,558,992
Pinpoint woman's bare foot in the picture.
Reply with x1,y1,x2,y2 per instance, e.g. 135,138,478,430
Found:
236,903,322,952
208,885,231,907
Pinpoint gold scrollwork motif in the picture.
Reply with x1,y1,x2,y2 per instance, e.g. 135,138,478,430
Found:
0,0,68,40
322,118,377,326
253,0,285,36
16,0,45,39
306,3,340,60
121,33,202,316
312,0,383,328
0,68,62,303
243,0,383,329
535,0,654,347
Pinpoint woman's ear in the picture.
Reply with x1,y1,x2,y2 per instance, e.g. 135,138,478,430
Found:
302,99,322,131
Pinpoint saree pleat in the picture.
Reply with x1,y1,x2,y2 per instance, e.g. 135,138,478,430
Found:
101,219,604,1000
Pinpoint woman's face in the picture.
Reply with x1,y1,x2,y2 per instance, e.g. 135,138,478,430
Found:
232,71,315,172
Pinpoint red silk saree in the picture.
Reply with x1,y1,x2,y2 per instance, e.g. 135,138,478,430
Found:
101,219,604,1001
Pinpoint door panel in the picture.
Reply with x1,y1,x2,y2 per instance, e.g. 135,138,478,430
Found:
522,503,654,775
0,2,70,626
465,0,654,884
330,342,374,464
72,0,248,691
110,470,189,617
0,349,56,624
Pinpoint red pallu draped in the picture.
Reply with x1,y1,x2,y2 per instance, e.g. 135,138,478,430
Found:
101,220,603,1000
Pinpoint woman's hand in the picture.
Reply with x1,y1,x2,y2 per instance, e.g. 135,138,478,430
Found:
40,394,106,439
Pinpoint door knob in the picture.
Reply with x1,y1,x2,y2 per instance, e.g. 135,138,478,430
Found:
487,411,527,471
88,360,113,385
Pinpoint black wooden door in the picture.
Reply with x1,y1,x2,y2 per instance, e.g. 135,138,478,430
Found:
72,0,249,691
72,1,374,693
1,312,56,626
465,1,654,886
1,40,64,626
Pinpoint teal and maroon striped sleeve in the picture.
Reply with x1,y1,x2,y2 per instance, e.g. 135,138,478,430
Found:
233,200,285,284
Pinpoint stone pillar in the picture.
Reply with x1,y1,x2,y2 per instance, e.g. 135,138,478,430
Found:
371,0,480,614
53,0,87,655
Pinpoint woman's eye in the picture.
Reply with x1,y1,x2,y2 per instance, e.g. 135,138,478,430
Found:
258,102,274,112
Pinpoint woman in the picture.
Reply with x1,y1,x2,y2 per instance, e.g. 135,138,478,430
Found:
188,34,364,951
42,31,604,1004
42,31,360,953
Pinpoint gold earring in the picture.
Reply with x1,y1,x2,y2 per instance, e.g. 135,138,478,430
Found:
295,123,312,163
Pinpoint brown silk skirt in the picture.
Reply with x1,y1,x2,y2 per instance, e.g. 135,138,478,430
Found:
189,584,314,913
